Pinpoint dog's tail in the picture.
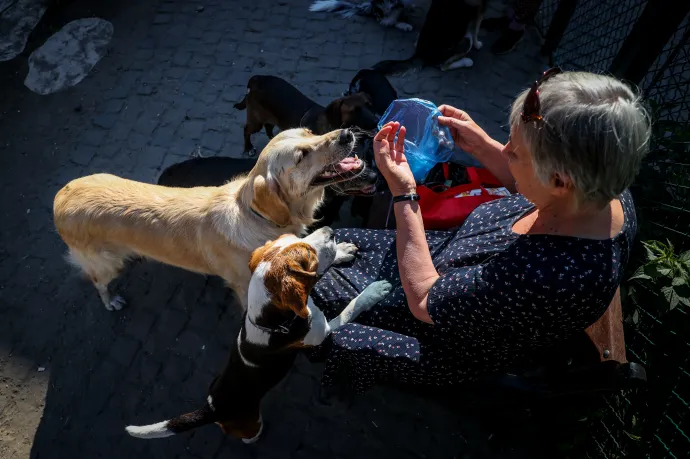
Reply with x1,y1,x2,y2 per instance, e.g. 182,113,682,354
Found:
371,57,424,76
126,404,216,439
309,0,366,18
233,94,247,111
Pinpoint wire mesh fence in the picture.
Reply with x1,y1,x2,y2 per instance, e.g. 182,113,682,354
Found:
537,1,690,457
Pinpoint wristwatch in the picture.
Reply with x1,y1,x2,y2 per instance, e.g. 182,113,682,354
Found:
392,193,420,204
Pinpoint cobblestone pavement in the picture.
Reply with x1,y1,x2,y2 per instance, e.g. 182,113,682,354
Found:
0,0,549,458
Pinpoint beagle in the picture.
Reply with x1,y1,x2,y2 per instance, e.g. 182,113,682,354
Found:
125,226,392,442
53,128,366,311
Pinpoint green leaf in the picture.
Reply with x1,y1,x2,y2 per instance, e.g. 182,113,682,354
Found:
658,266,673,277
661,286,680,310
629,266,652,281
644,264,666,279
643,241,660,261
680,251,690,265
672,277,686,287
679,296,690,307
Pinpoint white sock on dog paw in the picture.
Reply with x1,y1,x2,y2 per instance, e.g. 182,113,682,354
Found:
356,280,393,311
334,242,358,264
447,57,474,70
108,295,126,311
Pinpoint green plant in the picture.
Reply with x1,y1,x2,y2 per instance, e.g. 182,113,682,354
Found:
626,240,690,313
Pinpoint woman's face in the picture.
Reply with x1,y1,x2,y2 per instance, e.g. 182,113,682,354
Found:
502,128,555,207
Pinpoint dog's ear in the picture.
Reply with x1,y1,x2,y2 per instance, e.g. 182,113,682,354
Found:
251,173,292,227
276,243,319,318
323,98,344,130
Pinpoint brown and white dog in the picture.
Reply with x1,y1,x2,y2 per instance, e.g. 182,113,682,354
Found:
125,226,392,442
53,128,365,311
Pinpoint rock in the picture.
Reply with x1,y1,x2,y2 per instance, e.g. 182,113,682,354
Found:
24,18,114,95
0,0,48,62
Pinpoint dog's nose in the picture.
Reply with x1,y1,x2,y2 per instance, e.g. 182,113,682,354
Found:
338,129,353,145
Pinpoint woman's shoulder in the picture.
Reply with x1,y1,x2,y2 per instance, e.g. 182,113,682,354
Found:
464,194,534,225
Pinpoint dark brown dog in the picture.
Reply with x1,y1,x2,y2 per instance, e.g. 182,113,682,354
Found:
234,75,379,155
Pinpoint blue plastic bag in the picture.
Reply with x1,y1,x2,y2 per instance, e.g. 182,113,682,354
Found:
377,98,455,181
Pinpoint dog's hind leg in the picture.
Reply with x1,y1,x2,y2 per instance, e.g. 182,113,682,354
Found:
264,124,275,139
243,119,262,157
67,248,128,311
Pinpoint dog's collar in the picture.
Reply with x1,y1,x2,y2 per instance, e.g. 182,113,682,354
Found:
247,313,300,335
250,207,288,228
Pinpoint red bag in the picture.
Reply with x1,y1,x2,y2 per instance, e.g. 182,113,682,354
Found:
417,166,507,230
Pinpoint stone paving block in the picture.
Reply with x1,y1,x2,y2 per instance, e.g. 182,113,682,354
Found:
109,335,141,368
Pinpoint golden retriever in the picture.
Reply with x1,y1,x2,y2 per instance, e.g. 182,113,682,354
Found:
53,128,363,311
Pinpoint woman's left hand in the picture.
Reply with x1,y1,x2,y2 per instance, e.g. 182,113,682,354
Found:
374,122,416,196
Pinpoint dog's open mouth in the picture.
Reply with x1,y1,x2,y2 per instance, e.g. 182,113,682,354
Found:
311,155,364,186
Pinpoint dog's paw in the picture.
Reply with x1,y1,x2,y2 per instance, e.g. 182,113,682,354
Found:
106,295,126,311
395,22,413,32
473,40,484,50
334,242,358,264
358,280,393,309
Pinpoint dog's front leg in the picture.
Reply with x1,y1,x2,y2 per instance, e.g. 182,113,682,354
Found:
301,280,392,346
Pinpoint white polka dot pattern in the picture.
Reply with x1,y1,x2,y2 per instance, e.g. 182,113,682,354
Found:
308,191,637,393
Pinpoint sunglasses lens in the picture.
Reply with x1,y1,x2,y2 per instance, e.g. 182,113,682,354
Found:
522,67,560,123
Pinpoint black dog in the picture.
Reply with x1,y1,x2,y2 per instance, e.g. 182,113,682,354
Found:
372,0,487,74
344,68,398,116
234,75,379,155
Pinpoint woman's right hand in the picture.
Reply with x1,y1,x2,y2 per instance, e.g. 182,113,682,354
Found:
437,105,491,157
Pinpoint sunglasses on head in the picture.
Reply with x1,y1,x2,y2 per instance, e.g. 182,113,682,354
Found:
521,67,562,123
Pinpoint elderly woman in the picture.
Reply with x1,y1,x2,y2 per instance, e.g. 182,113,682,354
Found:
309,70,651,393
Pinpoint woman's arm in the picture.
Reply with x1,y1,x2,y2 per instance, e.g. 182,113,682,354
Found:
372,122,438,324
394,200,438,324
472,137,514,192
438,105,516,192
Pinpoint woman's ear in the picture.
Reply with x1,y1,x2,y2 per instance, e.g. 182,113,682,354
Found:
550,172,573,197
251,173,292,227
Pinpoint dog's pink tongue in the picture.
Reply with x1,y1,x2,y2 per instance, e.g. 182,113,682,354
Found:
334,157,362,173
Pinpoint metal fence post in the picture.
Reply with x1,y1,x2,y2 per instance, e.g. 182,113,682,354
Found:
609,0,690,84
540,0,579,58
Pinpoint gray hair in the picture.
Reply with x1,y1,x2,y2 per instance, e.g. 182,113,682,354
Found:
509,71,651,207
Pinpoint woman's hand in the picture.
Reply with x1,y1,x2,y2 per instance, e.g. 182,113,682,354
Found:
438,104,516,192
373,121,416,196
437,105,492,157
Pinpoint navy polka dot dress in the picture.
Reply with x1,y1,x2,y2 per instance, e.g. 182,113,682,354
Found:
309,191,637,394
